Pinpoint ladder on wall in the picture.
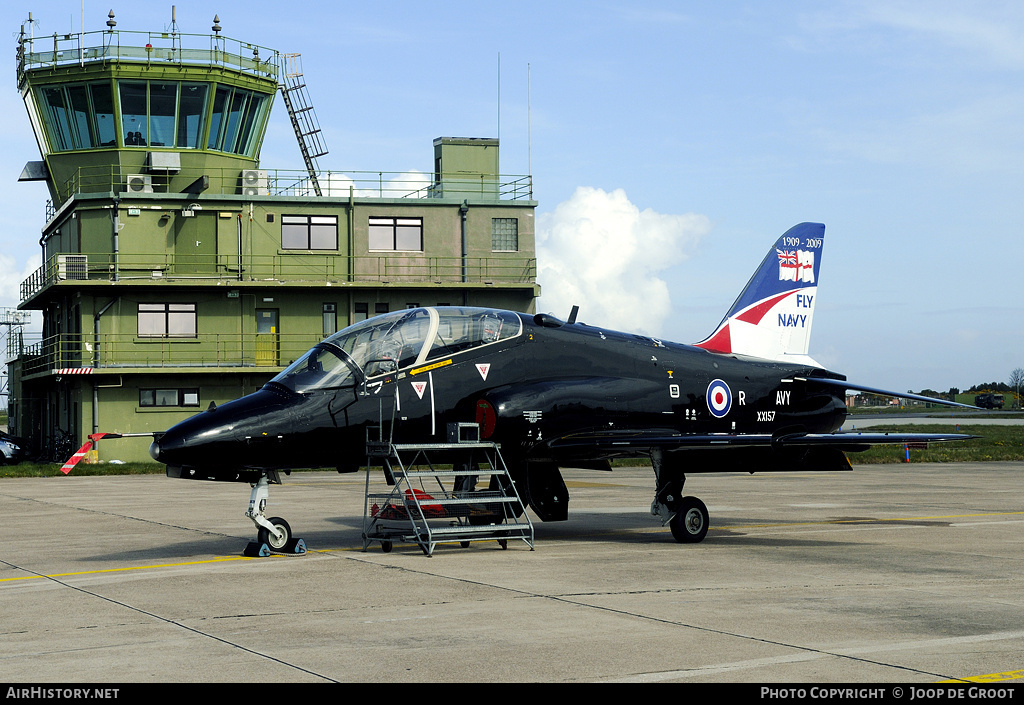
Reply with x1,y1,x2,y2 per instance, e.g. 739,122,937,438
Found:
279,53,329,196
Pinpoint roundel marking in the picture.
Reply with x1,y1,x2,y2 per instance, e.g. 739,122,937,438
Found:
706,379,732,418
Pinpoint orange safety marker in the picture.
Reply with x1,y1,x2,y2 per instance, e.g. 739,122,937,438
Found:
59,433,123,474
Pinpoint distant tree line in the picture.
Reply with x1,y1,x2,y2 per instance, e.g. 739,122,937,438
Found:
914,368,1024,408
965,382,1014,393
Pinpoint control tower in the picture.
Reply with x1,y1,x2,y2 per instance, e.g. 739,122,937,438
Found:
9,11,538,462
18,11,277,208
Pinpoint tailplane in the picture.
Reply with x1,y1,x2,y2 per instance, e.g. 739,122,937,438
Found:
694,222,825,366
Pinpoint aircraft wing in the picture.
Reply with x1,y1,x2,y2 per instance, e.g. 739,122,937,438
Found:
547,429,975,454
795,376,979,409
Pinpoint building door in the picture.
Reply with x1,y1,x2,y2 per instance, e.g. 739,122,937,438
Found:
255,309,279,366
173,213,217,274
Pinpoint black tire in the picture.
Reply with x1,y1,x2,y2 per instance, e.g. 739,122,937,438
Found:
670,497,709,543
258,516,292,551
381,540,393,553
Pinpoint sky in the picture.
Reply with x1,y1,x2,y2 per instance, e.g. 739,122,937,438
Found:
1,1,1022,395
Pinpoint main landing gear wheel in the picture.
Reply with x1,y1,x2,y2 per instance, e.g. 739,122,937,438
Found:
670,497,709,544
258,516,292,551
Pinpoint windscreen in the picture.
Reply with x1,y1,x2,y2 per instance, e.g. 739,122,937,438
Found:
270,307,523,393
325,308,433,377
271,344,357,393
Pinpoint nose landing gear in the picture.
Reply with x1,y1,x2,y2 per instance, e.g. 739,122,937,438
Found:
243,473,306,557
650,449,711,544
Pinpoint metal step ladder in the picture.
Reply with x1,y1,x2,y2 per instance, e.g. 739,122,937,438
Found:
362,428,535,557
279,53,328,196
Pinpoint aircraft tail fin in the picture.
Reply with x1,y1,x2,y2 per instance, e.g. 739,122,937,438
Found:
694,222,825,366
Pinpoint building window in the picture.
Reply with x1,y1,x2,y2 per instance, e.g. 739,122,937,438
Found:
35,81,116,151
323,303,337,337
282,215,338,250
369,217,422,251
140,388,200,407
352,302,389,323
206,85,268,156
117,80,210,149
138,303,196,338
492,218,519,252
353,303,369,323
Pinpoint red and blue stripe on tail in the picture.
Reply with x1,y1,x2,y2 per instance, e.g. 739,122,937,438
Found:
694,222,825,366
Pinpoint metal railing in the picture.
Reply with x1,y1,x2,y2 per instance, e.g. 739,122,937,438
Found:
54,164,532,204
20,252,538,303
17,27,280,88
17,332,322,377
4,328,40,364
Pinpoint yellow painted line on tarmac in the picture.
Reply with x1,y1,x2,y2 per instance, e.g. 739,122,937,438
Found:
0,545,374,584
712,510,1024,533
938,669,1024,683
0,555,258,583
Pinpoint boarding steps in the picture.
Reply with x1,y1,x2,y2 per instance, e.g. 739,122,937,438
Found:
361,430,535,557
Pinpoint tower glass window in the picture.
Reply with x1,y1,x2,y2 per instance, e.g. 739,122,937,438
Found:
33,78,264,154
119,81,148,146
177,84,208,149
207,85,268,156
90,83,116,146
36,81,115,151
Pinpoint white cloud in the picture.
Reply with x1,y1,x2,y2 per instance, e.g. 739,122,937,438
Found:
0,253,41,312
536,187,711,336
798,1,1024,69
861,1,1024,69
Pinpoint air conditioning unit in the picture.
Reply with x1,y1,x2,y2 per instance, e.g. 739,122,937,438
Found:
241,169,269,196
125,173,153,193
57,254,88,281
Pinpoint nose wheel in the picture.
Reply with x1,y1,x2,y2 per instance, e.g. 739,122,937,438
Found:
244,474,306,556
669,496,709,543
650,451,710,544
258,516,293,551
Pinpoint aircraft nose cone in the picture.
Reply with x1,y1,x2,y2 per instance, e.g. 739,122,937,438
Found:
149,439,162,461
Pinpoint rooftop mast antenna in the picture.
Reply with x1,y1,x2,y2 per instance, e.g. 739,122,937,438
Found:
169,5,180,54
21,12,38,53
493,52,497,144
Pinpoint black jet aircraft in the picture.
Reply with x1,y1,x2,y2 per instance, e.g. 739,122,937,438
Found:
134,222,972,547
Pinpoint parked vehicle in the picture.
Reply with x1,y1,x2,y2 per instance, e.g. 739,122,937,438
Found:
974,393,1004,409
0,431,25,465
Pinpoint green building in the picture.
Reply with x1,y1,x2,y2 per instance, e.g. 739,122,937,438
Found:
7,16,538,463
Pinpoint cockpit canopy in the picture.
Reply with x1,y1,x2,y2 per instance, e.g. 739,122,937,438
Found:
270,307,523,394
